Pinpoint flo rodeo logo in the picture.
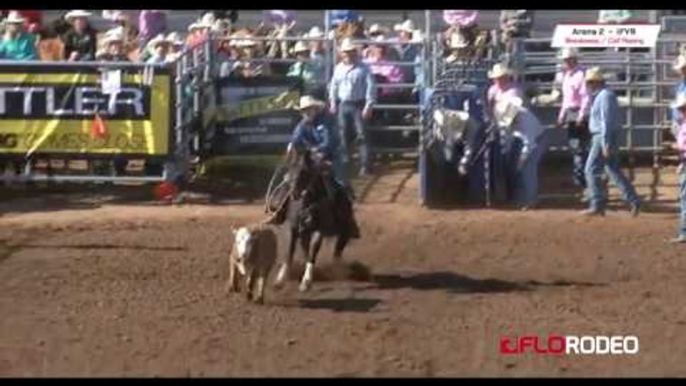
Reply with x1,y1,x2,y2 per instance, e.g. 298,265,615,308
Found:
500,335,639,355
0,66,172,156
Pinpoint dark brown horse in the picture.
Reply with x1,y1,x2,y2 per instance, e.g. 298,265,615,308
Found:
271,151,360,292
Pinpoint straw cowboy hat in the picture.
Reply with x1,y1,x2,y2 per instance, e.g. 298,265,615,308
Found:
297,96,326,111
671,93,686,110
673,55,686,71
394,19,415,33
339,38,360,52
65,10,92,21
292,41,309,54
307,26,324,38
585,66,605,82
488,63,513,79
494,97,524,128
558,47,579,60
4,11,25,24
146,34,171,54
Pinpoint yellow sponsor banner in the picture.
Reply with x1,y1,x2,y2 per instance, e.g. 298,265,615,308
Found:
0,71,171,156
214,89,300,123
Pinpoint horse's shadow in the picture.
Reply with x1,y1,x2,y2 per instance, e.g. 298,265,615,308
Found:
368,271,604,294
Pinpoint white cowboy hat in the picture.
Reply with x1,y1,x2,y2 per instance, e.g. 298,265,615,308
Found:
585,66,605,82
146,34,171,54
488,63,513,79
167,32,185,47
671,93,686,110
65,10,92,21
4,11,25,24
449,32,469,49
394,19,415,33
297,96,326,111
339,38,360,52
307,26,324,38
558,47,579,60
369,23,390,36
102,30,125,45
292,40,309,53
674,55,686,71
494,97,524,128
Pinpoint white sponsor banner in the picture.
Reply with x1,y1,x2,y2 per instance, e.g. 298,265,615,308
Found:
552,24,661,48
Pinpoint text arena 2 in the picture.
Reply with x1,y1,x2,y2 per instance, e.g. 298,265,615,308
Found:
500,336,640,355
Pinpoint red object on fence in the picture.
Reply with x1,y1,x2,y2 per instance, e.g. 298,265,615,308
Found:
91,113,108,139
154,181,177,203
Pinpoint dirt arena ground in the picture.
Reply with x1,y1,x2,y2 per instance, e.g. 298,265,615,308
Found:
0,161,685,377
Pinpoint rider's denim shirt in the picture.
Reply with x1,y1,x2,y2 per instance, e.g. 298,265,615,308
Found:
290,113,340,160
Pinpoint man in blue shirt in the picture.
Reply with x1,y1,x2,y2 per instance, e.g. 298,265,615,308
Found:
671,55,686,137
329,38,376,177
581,67,641,217
289,96,348,193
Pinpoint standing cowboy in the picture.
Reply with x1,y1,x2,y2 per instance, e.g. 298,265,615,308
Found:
671,55,686,138
556,47,592,199
669,94,686,244
495,97,549,210
329,37,376,177
581,67,641,217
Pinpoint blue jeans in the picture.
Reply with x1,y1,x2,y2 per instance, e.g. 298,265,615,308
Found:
337,102,369,169
514,131,550,207
584,134,640,212
679,167,686,237
331,152,349,189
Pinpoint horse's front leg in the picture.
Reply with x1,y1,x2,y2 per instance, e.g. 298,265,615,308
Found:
275,226,298,289
298,231,315,292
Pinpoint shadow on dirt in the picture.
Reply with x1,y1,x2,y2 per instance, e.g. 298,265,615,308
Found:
369,271,605,294
295,298,383,313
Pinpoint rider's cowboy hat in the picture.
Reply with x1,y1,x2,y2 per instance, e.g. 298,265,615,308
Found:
558,47,579,60
306,26,324,38
584,66,605,82
292,40,309,54
339,38,360,52
488,63,513,79
3,11,25,24
394,19,415,33
494,97,524,128
297,96,326,111
674,55,686,71
65,10,92,21
671,93,686,110
368,23,390,36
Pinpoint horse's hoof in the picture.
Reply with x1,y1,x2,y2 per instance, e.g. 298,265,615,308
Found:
298,280,312,292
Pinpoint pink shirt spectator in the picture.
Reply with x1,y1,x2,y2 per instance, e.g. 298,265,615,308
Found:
488,82,523,111
443,10,479,27
364,57,405,97
556,66,590,122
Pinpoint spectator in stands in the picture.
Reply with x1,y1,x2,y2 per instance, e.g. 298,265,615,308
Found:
96,30,129,62
444,32,469,65
364,36,406,125
671,55,686,138
288,41,321,96
442,10,491,61
0,11,38,60
185,14,213,50
329,38,376,176
231,32,271,78
138,10,168,47
62,10,97,62
328,10,360,29
499,10,534,74
582,67,641,217
145,34,172,64
102,11,139,59
1,10,43,35
554,48,591,199
166,32,185,62
392,20,419,83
